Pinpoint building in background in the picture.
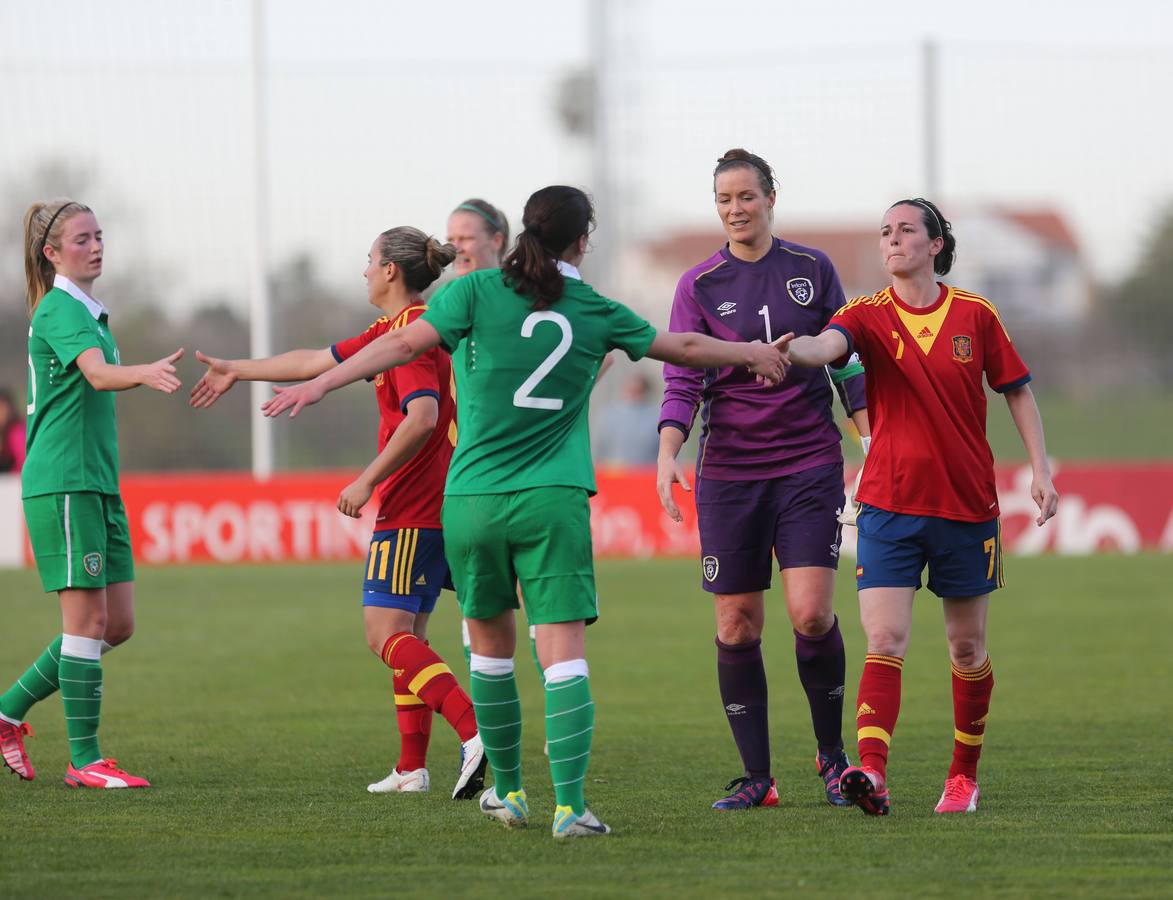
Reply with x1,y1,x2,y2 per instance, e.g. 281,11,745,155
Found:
621,206,1093,327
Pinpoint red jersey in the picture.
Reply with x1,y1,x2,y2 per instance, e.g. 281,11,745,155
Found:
332,305,456,529
826,283,1030,522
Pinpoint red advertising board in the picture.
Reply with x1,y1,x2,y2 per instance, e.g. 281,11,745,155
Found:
26,463,1172,566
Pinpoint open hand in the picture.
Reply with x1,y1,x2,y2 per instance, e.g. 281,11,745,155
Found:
262,380,325,418
142,348,184,393
189,350,238,408
656,455,692,523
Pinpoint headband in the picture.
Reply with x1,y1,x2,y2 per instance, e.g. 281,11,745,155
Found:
910,199,946,238
39,202,75,254
456,203,503,232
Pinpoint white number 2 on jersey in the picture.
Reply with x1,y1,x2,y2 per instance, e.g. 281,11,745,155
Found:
513,311,573,410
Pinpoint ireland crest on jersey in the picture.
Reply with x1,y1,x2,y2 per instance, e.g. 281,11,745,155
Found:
786,277,814,306
83,552,103,577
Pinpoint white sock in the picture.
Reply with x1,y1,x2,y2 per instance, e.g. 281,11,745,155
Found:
469,654,514,676
544,658,589,685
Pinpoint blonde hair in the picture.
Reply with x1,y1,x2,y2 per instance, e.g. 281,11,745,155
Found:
23,199,92,317
376,226,458,292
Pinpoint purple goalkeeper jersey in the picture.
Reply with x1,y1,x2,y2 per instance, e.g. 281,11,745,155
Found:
660,237,867,481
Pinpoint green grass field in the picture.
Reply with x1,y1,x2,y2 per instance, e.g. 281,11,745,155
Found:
2,556,1171,898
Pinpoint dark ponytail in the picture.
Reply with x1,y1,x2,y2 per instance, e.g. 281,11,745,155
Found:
891,197,956,276
502,185,594,311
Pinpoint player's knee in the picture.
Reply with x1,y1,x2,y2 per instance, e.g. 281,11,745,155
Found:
791,608,835,637
865,628,909,658
948,637,985,669
717,617,761,644
102,623,134,647
366,633,388,657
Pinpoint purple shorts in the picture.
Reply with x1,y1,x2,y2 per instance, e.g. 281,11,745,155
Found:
695,461,845,594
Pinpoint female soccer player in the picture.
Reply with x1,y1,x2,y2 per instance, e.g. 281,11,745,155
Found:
189,226,486,800
261,185,786,838
657,149,870,810
779,198,1058,815
0,200,184,788
447,198,510,277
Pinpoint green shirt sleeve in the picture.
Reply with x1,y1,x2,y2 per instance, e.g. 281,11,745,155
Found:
422,278,474,354
38,294,102,368
603,297,657,361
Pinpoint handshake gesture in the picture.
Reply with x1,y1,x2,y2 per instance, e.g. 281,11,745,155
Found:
745,332,794,385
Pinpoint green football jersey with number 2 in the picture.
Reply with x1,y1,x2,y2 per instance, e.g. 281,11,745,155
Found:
424,266,656,496
23,280,121,498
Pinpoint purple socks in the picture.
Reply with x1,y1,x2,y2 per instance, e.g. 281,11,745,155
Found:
716,637,771,778
793,615,846,755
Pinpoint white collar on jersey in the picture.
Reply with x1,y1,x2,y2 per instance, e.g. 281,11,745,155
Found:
555,260,582,281
53,274,108,320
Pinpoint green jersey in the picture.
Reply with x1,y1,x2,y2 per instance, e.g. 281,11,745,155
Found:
23,278,121,498
423,265,657,495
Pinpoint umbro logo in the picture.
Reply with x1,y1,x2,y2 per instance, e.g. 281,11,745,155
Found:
717,301,737,317
725,703,746,715
857,702,875,717
917,326,933,338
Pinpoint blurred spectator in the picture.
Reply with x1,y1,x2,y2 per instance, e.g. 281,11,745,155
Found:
0,389,26,473
594,372,661,466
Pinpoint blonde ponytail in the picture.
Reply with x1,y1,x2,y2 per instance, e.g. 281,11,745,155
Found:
23,199,91,317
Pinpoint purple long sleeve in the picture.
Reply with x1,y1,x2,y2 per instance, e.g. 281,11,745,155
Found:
658,239,860,481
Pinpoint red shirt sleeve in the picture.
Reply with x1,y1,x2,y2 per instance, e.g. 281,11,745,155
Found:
332,319,387,363
826,297,870,367
391,349,443,414
981,306,1031,392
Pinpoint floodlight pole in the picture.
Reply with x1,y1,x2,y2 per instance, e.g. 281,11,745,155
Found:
249,0,274,480
923,38,939,199
589,0,614,295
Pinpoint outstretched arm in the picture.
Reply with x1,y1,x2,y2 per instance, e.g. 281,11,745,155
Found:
190,348,336,409
1003,384,1058,526
263,318,443,418
778,330,850,369
645,331,786,384
77,347,184,393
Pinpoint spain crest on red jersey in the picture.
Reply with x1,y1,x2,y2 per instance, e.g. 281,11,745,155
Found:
952,335,974,363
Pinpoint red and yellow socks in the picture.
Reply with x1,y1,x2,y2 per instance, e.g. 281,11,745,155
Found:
855,653,903,778
949,656,994,780
381,632,477,743
392,666,433,772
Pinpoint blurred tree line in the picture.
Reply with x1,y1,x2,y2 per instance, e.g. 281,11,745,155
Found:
3,166,1171,471
0,165,379,472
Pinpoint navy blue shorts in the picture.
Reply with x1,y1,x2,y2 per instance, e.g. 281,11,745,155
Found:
362,527,451,613
855,504,1003,598
695,461,845,594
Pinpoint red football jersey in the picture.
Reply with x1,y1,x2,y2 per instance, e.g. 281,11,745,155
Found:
826,283,1030,522
332,305,456,529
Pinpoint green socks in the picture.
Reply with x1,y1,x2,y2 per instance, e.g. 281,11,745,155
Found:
0,635,62,722
469,658,523,794
59,635,104,768
544,660,594,816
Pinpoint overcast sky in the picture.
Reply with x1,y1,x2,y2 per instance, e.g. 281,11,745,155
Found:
2,0,1170,308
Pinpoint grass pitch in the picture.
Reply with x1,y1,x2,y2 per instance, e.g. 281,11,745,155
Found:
2,555,1171,898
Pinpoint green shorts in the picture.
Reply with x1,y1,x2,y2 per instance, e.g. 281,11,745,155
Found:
442,486,598,625
23,492,135,593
